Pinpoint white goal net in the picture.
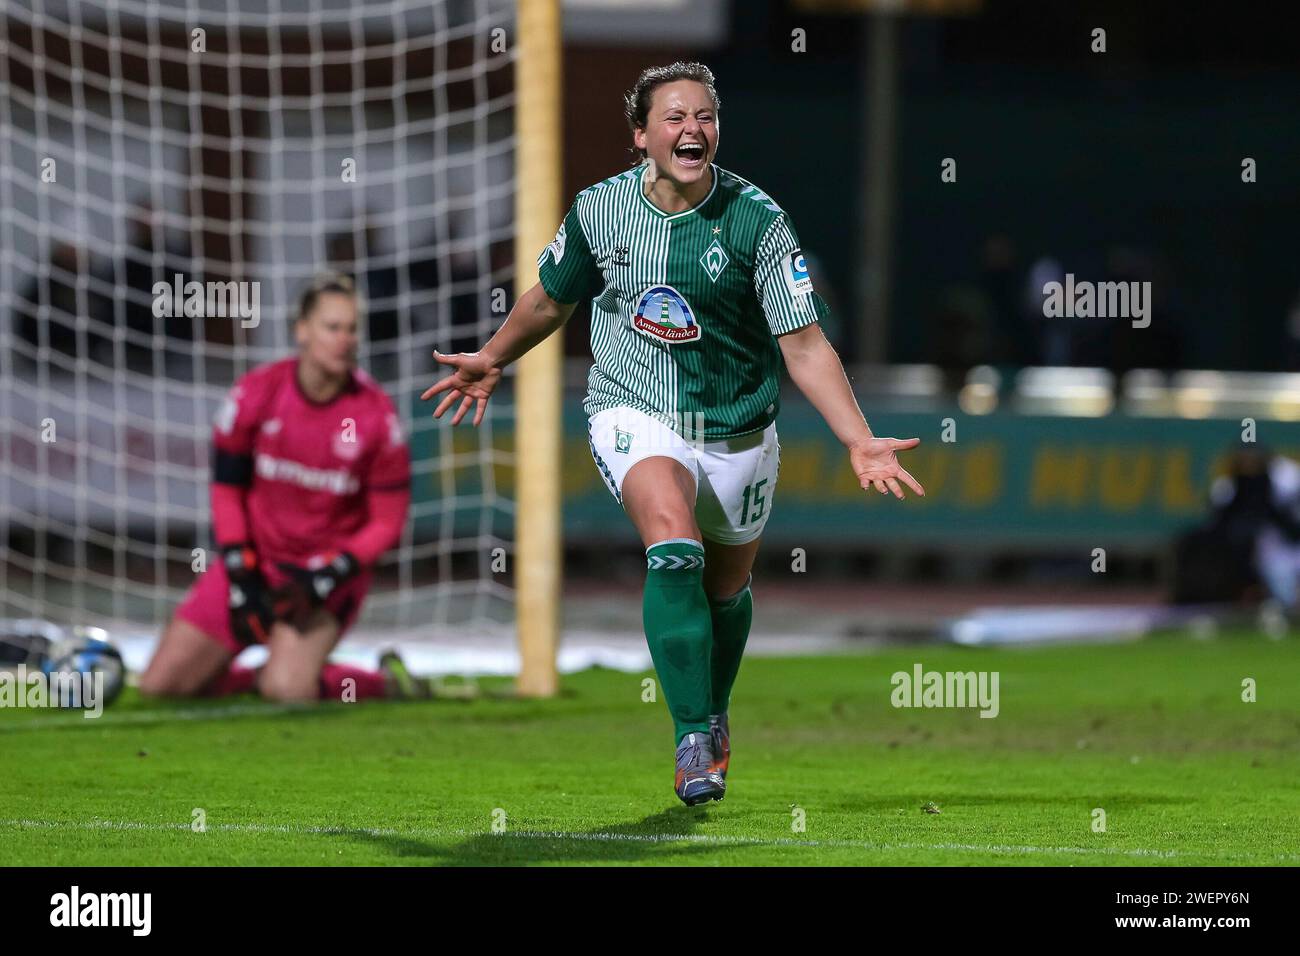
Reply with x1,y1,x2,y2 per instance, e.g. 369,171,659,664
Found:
0,0,518,638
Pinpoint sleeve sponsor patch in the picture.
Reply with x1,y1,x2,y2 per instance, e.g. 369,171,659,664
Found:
546,221,567,265
782,249,813,297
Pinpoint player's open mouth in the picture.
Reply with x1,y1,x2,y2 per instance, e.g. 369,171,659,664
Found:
674,142,706,168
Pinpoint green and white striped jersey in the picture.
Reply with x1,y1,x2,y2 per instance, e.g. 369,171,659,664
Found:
537,162,829,440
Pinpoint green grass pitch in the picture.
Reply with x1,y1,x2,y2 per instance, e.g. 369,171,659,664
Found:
2,630,1296,866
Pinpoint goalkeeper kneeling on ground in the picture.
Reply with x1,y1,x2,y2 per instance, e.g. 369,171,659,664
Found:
141,273,422,702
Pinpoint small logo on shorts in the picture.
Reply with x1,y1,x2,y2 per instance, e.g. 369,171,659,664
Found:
615,428,634,454
633,285,700,344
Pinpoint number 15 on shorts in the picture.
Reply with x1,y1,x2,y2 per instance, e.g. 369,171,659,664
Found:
739,478,768,526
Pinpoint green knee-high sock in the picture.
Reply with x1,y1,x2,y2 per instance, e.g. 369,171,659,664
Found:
709,575,753,716
643,538,713,745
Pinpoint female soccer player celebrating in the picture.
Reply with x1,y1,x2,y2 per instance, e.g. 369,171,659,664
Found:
422,63,924,805
141,274,415,702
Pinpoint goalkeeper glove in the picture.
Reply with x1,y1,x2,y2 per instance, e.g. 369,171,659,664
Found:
222,544,275,646
273,551,360,628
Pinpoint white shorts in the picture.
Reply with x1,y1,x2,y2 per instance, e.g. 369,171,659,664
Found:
587,406,780,545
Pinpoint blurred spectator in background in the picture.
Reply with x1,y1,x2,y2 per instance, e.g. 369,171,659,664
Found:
329,221,400,349
1284,287,1300,369
1102,246,1187,374
1024,255,1068,366
980,234,1034,366
928,283,994,393
1172,447,1300,608
1227,450,1300,611
413,227,506,359
110,200,197,372
16,240,95,368
329,218,466,379
1023,246,1189,375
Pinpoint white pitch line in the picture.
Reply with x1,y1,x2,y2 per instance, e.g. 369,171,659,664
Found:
0,702,320,732
2,818,1296,863
1,819,401,837
493,830,1300,863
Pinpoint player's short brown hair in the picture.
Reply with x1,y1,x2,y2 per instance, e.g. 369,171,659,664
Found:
296,272,359,323
624,62,720,163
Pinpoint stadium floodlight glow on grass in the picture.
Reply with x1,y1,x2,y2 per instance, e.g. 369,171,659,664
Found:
0,0,566,692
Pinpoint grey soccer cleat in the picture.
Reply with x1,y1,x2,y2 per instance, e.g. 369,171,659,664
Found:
709,712,730,781
674,731,726,806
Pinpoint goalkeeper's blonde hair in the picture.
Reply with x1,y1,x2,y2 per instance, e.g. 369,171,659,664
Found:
295,272,364,323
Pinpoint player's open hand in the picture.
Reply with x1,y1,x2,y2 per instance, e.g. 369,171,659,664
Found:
849,436,925,500
420,350,502,426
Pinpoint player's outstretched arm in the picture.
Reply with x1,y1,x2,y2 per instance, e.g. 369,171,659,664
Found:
420,282,577,426
777,322,925,501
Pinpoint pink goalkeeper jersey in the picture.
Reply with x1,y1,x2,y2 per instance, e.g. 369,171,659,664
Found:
212,357,410,565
